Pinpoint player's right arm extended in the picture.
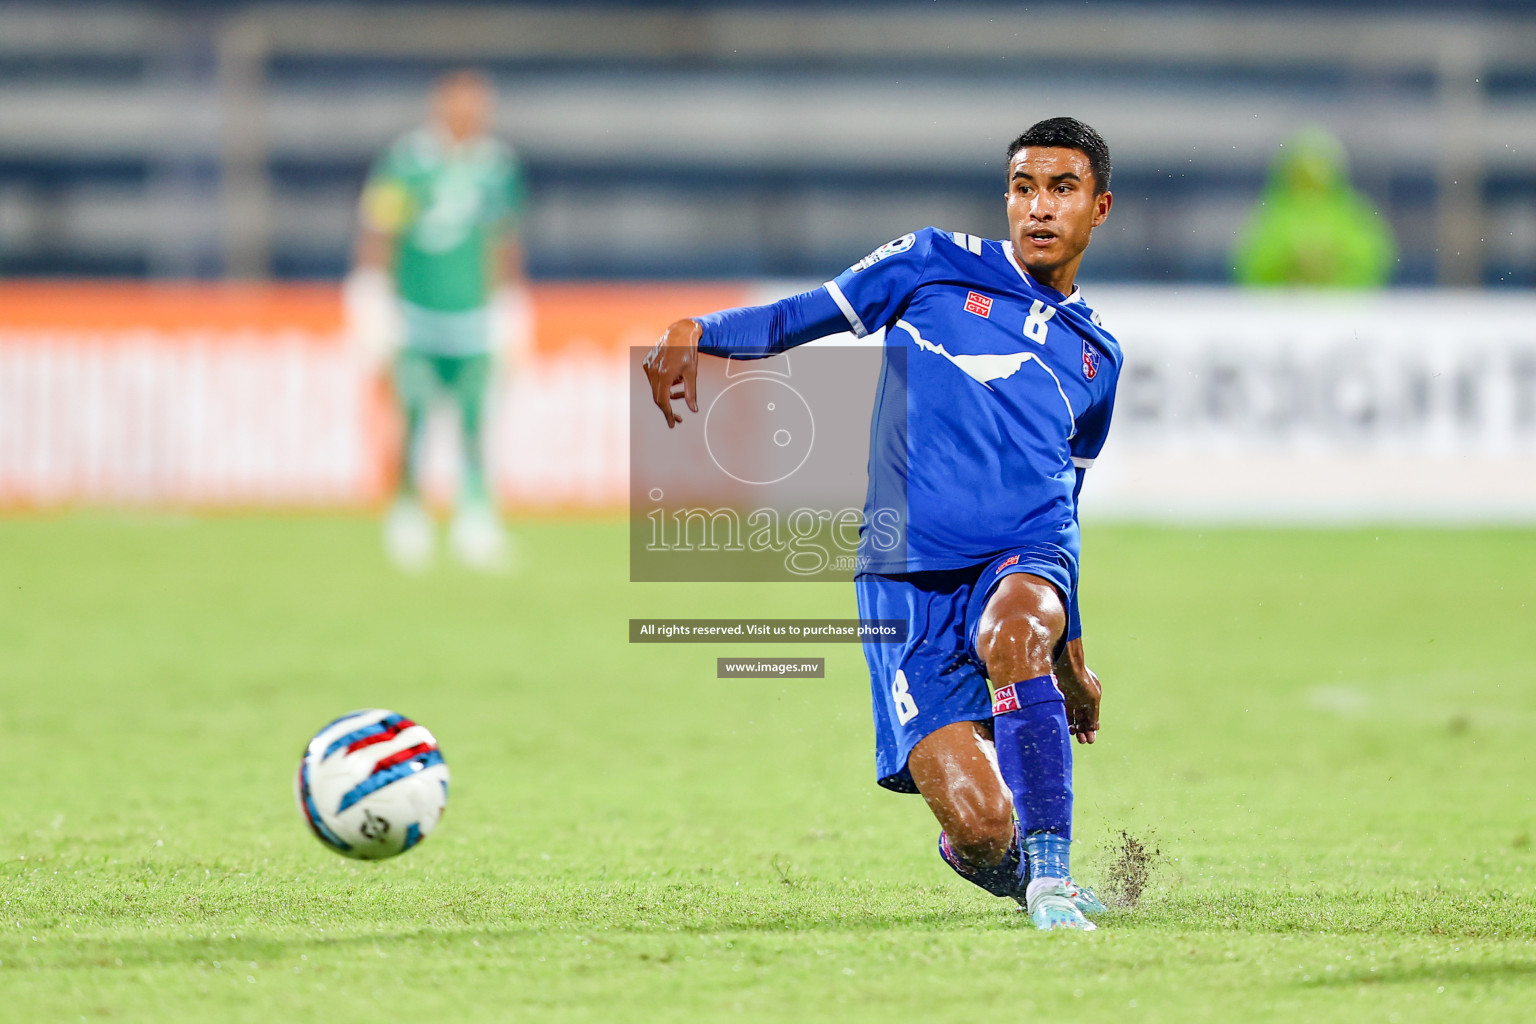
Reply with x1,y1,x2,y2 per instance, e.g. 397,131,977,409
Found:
692,287,852,359
646,230,933,425
644,287,852,428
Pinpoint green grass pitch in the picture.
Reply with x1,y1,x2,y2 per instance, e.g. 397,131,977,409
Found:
3,515,1535,1022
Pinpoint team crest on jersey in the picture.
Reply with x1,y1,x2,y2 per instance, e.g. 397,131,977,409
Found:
1082,342,1101,380
964,291,993,318
851,233,916,272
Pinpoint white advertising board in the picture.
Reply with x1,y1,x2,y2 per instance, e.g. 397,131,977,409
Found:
1083,288,1536,521
1,287,1532,520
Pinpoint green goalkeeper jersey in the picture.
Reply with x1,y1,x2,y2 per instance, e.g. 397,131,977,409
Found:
361,129,526,313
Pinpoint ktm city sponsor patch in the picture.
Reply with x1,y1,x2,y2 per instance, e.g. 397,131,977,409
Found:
964,291,993,318
1082,342,1101,380
994,554,1020,575
991,683,1021,715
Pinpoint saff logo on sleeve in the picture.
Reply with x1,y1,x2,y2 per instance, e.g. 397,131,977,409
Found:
851,233,916,272
1082,341,1101,380
963,291,993,318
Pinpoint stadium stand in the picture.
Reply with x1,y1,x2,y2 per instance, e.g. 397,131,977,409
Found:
1,2,1534,286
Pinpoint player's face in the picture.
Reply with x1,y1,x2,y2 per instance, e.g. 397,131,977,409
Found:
1005,147,1112,288
435,77,493,143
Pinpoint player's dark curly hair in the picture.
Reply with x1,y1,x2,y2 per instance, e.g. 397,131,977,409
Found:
1007,118,1112,194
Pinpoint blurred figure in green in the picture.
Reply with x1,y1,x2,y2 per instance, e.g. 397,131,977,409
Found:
346,69,531,573
1233,128,1397,288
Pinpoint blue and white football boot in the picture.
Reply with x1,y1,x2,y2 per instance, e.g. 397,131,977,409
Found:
1026,883,1098,931
1062,880,1107,916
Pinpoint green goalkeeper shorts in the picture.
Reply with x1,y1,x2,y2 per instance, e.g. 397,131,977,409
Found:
391,348,494,412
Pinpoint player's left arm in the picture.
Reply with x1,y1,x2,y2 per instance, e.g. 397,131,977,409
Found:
489,156,534,360
489,156,529,291
488,231,535,359
1055,466,1102,744
491,232,526,289
1056,380,1118,743
1055,637,1100,745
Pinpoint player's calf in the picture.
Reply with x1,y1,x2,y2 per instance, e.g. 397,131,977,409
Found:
909,722,1013,858
910,721,1017,888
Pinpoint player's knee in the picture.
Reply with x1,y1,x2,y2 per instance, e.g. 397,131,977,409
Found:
976,609,1056,682
945,792,1014,867
976,576,1065,682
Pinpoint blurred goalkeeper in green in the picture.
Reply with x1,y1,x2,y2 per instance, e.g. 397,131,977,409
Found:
346,69,531,571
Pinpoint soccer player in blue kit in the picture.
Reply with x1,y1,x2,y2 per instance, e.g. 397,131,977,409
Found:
644,118,1119,931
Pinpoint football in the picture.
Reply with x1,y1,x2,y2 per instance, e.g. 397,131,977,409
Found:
295,709,449,860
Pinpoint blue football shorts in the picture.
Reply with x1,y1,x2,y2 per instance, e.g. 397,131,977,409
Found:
855,542,1077,794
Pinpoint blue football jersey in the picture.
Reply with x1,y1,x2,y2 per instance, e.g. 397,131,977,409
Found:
826,227,1122,573
696,225,1122,576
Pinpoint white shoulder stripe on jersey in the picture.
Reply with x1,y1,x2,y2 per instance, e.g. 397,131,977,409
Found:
949,231,984,256
1072,456,1095,469
823,280,868,338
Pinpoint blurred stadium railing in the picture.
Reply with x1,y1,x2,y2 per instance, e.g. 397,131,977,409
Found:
3,2,1535,285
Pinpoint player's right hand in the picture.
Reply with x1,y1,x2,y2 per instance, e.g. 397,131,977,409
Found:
342,267,403,370
643,319,702,428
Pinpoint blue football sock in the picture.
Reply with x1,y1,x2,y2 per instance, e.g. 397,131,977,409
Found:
992,674,1075,884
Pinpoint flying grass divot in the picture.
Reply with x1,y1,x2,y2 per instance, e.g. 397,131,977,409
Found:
1100,829,1161,910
